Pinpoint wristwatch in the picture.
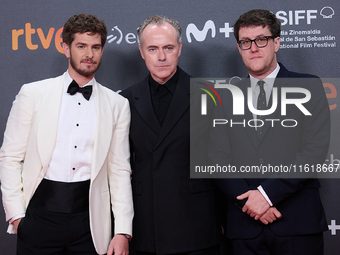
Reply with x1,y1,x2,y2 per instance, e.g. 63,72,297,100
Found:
118,233,132,241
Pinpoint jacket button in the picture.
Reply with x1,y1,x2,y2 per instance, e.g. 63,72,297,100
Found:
259,158,264,164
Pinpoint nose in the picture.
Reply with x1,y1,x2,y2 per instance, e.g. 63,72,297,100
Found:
250,41,259,52
86,47,94,58
158,49,166,61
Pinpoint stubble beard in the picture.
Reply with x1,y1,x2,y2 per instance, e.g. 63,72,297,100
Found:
70,52,101,77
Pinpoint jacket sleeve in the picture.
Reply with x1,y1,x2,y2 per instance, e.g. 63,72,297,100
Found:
0,84,34,233
107,97,134,236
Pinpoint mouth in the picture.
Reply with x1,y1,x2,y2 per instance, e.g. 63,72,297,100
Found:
81,59,96,65
156,64,170,68
250,55,262,60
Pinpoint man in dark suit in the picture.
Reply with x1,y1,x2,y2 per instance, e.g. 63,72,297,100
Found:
209,9,330,255
121,15,221,255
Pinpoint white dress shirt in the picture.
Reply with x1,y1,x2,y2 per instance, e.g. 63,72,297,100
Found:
250,63,280,207
44,71,96,182
250,63,280,114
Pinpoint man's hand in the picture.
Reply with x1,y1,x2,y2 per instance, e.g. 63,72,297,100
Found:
259,207,282,225
237,190,270,220
107,234,129,255
12,218,23,233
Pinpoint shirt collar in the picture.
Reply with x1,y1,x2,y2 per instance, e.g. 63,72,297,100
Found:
250,63,280,91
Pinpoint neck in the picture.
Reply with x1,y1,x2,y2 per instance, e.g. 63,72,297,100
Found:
250,62,278,80
68,67,94,87
151,67,177,85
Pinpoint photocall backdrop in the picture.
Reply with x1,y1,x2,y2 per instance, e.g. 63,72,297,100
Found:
0,0,339,254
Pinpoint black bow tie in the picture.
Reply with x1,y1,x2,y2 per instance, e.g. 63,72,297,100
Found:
67,80,93,100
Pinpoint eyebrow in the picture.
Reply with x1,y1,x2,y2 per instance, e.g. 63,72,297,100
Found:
75,42,102,47
239,34,267,40
147,44,175,48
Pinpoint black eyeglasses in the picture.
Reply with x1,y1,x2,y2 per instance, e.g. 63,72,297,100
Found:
238,36,276,50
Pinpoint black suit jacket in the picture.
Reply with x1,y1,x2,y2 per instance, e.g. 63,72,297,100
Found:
121,67,221,253
209,63,330,239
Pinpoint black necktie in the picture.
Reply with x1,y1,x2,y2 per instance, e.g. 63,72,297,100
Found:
67,80,93,101
257,80,266,139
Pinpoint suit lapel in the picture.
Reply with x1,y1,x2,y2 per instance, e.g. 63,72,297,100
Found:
37,75,64,170
91,82,112,180
133,77,162,136
154,68,190,149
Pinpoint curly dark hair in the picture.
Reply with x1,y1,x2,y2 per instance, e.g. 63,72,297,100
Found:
233,9,281,41
62,13,107,47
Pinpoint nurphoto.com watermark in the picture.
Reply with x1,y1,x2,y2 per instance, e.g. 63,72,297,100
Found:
190,77,337,179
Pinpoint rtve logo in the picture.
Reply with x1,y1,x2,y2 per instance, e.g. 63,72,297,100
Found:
12,23,64,53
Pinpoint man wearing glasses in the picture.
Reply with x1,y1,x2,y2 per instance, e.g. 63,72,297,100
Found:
209,9,330,255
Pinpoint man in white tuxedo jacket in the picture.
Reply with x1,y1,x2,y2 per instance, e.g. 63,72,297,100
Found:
0,13,133,255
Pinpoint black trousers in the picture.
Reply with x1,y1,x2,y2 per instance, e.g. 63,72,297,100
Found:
232,226,324,255
17,179,97,255
134,245,220,255
17,205,97,255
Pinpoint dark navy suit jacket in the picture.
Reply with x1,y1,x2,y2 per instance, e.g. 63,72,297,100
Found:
209,63,330,238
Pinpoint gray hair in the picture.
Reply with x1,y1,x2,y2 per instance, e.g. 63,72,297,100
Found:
137,15,182,46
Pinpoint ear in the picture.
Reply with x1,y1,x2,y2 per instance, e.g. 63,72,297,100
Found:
138,44,145,60
237,43,243,55
177,42,183,57
274,37,280,53
63,43,70,58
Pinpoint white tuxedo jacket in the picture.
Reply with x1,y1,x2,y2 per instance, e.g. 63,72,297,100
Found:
0,73,134,254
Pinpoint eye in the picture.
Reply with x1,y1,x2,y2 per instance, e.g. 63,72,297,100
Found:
257,37,266,42
148,48,157,53
241,40,250,45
